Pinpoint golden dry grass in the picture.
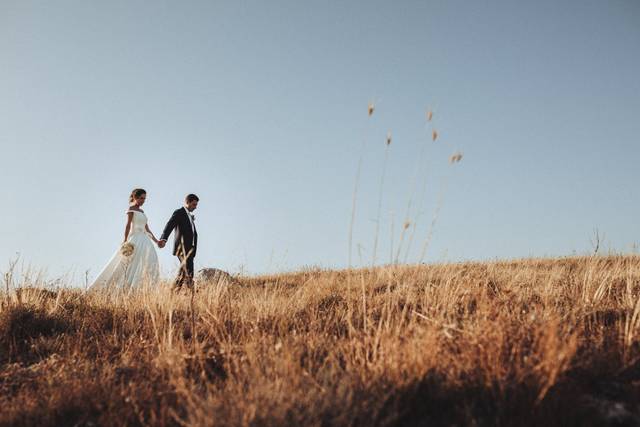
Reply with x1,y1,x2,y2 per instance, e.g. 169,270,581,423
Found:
2,255,640,426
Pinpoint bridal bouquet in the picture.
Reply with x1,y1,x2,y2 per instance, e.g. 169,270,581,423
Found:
120,242,135,257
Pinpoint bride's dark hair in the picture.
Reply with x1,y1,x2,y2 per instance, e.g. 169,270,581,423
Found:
129,188,146,204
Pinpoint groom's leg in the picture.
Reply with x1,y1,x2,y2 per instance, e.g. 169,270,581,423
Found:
174,255,187,290
185,255,195,289
174,255,195,290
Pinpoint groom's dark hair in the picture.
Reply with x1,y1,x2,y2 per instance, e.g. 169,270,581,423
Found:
185,194,199,203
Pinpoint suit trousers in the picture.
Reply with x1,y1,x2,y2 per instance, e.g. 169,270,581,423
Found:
175,254,195,289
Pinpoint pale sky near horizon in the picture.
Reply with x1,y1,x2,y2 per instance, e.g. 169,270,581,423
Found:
1,0,639,283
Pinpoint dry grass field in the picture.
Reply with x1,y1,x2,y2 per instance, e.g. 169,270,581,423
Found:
2,255,640,426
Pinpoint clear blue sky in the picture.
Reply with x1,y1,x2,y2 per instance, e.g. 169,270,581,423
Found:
1,0,639,281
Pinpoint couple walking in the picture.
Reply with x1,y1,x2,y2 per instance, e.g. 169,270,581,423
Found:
90,189,199,291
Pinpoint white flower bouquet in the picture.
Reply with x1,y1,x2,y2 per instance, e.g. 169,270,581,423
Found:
120,242,135,257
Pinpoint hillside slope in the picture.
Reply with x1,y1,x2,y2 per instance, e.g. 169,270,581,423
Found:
1,256,640,426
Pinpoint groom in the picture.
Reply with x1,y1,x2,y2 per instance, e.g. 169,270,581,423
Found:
159,194,199,289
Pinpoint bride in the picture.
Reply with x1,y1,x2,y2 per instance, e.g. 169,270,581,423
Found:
90,188,161,290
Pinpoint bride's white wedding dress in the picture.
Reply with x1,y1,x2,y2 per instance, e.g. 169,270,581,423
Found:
90,210,160,290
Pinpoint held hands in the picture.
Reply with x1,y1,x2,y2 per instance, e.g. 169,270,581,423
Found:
157,240,166,249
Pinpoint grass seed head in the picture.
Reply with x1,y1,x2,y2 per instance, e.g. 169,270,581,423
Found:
386,132,392,146
432,130,439,142
368,103,375,117
449,152,463,164
427,110,433,121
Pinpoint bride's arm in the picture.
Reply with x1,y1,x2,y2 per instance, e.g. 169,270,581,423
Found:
145,224,159,244
124,212,133,243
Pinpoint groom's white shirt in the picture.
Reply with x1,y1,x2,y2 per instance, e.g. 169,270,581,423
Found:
184,206,196,246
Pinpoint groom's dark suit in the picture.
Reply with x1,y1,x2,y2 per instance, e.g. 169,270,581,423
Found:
161,207,198,288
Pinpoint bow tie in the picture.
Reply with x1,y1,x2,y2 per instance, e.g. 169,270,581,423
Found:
189,213,195,221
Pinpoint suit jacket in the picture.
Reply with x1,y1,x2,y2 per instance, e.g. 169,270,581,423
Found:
160,207,198,258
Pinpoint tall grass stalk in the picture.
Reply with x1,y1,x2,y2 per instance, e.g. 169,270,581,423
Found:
403,112,436,264
418,179,448,264
371,132,392,267
348,102,376,269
